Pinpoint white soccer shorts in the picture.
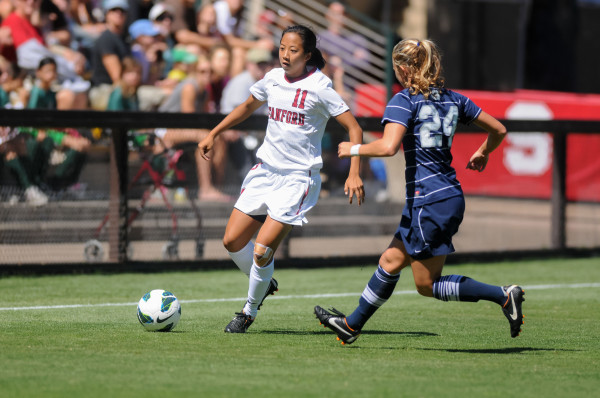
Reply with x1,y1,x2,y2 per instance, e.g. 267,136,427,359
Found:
234,163,321,226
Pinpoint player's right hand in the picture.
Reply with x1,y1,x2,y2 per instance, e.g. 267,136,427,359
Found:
197,135,214,160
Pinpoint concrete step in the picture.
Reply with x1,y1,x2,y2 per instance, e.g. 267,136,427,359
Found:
0,194,403,244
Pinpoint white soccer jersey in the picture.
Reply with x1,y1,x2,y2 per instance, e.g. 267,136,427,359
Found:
249,67,349,171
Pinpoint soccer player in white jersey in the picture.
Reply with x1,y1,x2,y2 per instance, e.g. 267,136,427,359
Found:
198,25,365,333
315,39,525,344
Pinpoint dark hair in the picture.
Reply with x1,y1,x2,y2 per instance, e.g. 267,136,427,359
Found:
281,25,326,69
37,57,57,70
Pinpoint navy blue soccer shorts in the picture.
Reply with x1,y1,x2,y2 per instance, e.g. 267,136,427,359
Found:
394,195,466,260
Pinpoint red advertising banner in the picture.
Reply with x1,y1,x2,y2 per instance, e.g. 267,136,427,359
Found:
454,90,600,202
354,86,600,202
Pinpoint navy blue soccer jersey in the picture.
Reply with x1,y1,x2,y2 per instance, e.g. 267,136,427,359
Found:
382,87,482,205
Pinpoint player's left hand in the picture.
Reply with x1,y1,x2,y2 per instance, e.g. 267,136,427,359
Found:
345,174,364,205
338,141,353,158
466,151,489,172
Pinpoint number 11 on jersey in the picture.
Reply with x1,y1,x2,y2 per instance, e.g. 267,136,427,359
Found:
292,88,308,109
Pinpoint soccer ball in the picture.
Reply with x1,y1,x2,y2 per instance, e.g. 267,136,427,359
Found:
137,289,181,332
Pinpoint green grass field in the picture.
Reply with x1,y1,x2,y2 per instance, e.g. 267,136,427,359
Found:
1,257,599,397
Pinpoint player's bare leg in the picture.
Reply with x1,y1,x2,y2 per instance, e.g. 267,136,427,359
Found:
225,216,291,333
411,251,525,338
223,209,263,253
223,210,280,307
408,255,446,297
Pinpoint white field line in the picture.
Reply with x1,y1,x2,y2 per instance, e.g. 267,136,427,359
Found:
1,282,599,311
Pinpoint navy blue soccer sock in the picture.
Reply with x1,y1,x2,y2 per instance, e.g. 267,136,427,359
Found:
432,275,505,305
345,265,400,330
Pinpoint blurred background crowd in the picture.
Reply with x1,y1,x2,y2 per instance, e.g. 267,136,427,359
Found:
0,0,388,206
2,0,599,207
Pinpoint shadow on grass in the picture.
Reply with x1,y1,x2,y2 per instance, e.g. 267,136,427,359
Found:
260,330,439,337
417,347,580,354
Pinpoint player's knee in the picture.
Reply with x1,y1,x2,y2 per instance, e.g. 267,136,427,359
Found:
415,282,434,297
379,249,406,274
253,243,273,267
222,234,238,252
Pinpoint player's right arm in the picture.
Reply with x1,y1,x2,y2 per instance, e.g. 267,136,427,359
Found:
338,122,405,158
198,94,265,160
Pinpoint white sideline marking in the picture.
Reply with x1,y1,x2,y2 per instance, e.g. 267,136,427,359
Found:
1,282,599,311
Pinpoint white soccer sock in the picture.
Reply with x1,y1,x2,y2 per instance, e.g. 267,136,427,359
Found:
243,260,274,318
228,241,254,277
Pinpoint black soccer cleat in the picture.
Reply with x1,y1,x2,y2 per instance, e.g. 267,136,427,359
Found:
224,311,254,333
502,285,525,338
257,278,278,310
314,306,361,345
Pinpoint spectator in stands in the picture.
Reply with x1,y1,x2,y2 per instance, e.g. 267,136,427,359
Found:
318,1,370,72
254,9,277,45
106,56,169,179
0,0,89,90
68,0,106,53
160,0,196,33
158,55,232,202
106,56,141,111
219,47,273,180
166,2,222,55
129,18,172,110
195,2,220,41
40,0,71,48
0,56,47,205
0,0,12,19
26,56,90,191
207,43,231,114
27,56,59,109
27,55,86,111
156,45,198,95
1,126,48,205
0,55,27,108
212,0,273,76
149,2,174,39
148,2,177,77
220,48,272,115
128,18,166,86
89,0,130,110
123,0,153,28
0,56,10,106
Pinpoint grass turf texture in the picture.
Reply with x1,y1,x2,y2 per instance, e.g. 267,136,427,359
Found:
1,257,599,397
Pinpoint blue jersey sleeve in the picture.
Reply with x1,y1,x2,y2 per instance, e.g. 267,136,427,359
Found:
456,93,482,125
382,91,412,128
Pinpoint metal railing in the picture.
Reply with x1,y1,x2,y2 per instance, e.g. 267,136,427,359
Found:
1,109,599,269
243,0,393,112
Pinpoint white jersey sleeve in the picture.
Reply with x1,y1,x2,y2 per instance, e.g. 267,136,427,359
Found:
250,68,349,171
316,84,349,118
249,73,268,102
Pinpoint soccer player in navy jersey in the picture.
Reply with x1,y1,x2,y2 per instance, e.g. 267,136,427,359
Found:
315,39,525,344
198,25,365,333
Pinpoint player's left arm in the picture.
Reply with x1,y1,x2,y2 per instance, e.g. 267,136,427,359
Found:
467,111,507,172
334,110,364,205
